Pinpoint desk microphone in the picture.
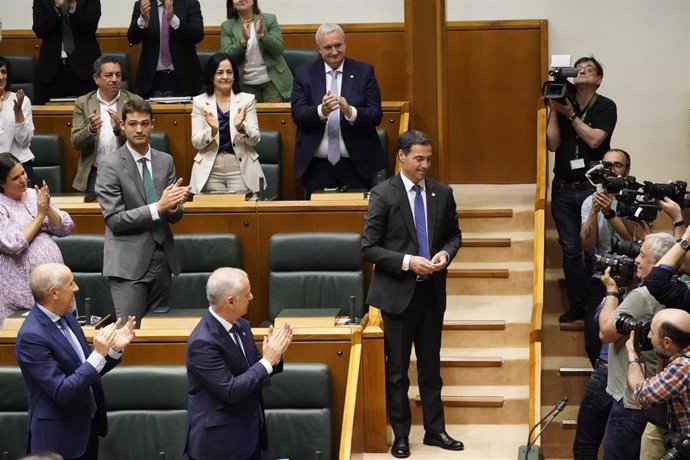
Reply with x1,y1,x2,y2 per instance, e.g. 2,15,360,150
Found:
258,177,265,201
346,295,359,325
517,396,568,460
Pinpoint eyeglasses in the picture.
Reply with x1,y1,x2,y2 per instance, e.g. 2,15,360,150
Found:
576,65,597,74
603,161,628,170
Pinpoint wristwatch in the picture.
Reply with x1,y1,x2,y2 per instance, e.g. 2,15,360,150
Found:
567,113,577,123
604,209,616,220
677,238,690,251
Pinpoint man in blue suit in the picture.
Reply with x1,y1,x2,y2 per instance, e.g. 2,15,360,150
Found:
185,267,293,460
15,263,136,460
291,23,386,198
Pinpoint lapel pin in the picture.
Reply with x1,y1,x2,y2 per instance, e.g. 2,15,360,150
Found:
350,74,354,79
431,192,436,197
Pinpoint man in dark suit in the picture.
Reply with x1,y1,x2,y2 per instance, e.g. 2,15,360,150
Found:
95,99,191,327
127,0,204,98
15,263,135,459
291,23,386,198
362,130,463,457
32,0,101,104
185,267,292,460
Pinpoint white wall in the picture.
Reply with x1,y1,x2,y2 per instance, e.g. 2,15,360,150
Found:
448,0,690,182
3,0,689,181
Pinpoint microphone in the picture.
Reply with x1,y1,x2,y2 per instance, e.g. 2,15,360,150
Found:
346,295,359,325
258,177,265,201
518,396,568,460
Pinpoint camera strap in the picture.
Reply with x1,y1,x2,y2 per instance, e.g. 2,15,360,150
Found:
574,93,599,159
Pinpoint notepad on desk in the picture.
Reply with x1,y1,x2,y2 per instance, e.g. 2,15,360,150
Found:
274,308,341,328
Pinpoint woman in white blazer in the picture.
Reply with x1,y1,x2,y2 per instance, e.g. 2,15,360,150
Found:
190,52,266,195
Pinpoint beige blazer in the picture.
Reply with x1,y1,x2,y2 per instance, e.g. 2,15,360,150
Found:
189,91,266,194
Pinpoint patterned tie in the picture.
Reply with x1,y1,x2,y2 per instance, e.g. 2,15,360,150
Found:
61,2,75,55
326,70,341,165
159,2,173,67
57,317,97,417
413,184,430,259
139,158,165,244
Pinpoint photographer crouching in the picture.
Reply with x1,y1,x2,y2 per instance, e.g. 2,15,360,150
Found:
626,308,690,459
547,55,617,324
598,232,676,459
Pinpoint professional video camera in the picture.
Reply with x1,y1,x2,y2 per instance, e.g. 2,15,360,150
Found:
615,313,653,353
663,432,690,460
615,185,659,222
592,254,636,287
585,161,641,194
542,66,578,104
611,238,641,259
643,180,690,209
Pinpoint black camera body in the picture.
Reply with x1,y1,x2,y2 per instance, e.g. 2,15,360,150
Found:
593,254,636,288
615,313,653,353
616,201,659,222
611,239,641,259
542,67,578,104
663,432,690,460
644,180,690,209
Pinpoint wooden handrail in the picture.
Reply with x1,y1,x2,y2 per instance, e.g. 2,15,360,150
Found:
528,107,548,436
339,329,363,460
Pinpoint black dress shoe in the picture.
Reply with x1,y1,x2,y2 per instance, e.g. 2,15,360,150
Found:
423,431,464,451
559,306,585,323
391,437,410,458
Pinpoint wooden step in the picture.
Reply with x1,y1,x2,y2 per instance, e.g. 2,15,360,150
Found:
559,367,593,377
448,268,510,278
414,394,504,407
458,209,514,219
462,237,512,248
443,320,506,331
559,321,585,331
440,356,503,367
562,419,577,429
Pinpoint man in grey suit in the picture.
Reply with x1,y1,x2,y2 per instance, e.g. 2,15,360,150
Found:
362,130,463,457
96,99,191,327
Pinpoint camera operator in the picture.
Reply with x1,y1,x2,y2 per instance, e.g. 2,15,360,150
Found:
646,223,690,310
580,148,638,365
598,232,676,459
626,308,690,458
547,56,618,324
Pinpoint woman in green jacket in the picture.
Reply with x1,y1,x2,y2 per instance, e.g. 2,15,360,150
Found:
220,0,293,102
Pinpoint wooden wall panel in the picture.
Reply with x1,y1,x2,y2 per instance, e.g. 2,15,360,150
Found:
445,22,545,183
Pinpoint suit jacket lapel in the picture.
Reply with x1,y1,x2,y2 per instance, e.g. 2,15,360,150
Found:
426,180,437,250
34,307,82,366
393,175,418,244
313,61,327,102
206,313,249,371
340,59,352,102
121,147,146,201
150,150,168,196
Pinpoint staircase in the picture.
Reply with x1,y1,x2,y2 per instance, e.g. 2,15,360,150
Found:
364,184,535,459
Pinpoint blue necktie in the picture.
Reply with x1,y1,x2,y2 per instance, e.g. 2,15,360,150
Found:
139,158,165,245
230,324,249,365
413,184,430,259
326,70,341,165
57,317,97,417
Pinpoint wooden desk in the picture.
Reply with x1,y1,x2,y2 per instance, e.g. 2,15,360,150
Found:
55,199,369,325
0,320,386,455
32,102,409,200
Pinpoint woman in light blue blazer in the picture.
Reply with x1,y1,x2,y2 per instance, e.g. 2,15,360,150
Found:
220,0,293,102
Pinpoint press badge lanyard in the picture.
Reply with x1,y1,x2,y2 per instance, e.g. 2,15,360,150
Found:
573,93,599,160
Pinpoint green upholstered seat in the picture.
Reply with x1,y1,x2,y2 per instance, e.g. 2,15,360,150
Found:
256,130,281,200
283,48,319,75
268,232,365,322
0,363,332,460
150,131,170,154
4,54,36,103
31,134,64,193
0,366,29,459
167,234,243,310
54,234,114,319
